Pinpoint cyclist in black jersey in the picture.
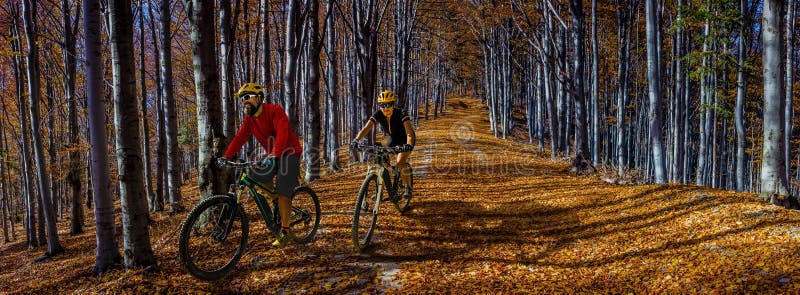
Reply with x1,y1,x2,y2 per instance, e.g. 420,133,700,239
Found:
352,90,416,198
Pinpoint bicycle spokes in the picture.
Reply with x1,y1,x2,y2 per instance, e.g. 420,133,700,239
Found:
180,197,248,280
290,206,310,226
209,204,235,241
353,174,380,251
288,187,321,244
181,159,322,281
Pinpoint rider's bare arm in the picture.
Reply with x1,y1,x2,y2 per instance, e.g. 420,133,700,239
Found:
354,120,375,141
404,120,415,146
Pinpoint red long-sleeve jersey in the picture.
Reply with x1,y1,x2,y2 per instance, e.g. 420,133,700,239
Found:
223,103,302,158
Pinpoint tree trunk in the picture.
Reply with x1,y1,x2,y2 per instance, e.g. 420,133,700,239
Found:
161,0,183,212
138,0,156,212
536,64,545,152
760,0,794,207
1,185,7,243
185,0,229,200
711,48,719,188
735,0,747,191
64,0,84,234
325,0,340,173
541,14,558,159
645,0,666,183
146,0,165,212
3,134,11,240
591,0,600,166
672,0,685,184
36,182,44,246
785,0,795,187
221,0,237,138
543,55,558,159
615,0,630,176
486,40,498,136
239,0,251,82
3,128,15,241
0,117,7,243
696,17,710,186
526,54,535,144
304,0,322,182
261,0,272,88
353,0,385,133
570,0,590,172
284,0,302,135
22,0,63,256
108,0,157,268
557,28,568,153
9,5,38,248
393,0,420,109
45,78,59,219
84,0,122,274
85,151,93,210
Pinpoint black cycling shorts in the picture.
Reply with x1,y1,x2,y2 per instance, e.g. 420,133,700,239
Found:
247,155,300,198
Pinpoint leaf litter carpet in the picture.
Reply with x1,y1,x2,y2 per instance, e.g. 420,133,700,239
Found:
2,97,800,294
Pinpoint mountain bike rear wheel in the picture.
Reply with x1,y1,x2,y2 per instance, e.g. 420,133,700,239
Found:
289,186,321,244
397,166,413,213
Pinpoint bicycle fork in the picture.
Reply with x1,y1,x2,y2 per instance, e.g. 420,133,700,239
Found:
214,193,240,242
370,171,385,214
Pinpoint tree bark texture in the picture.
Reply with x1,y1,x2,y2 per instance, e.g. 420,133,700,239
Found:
108,0,157,268
185,0,229,199
22,0,63,256
160,0,183,212
759,0,794,207
84,0,122,274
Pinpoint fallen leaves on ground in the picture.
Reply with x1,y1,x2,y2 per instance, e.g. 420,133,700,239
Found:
2,97,800,294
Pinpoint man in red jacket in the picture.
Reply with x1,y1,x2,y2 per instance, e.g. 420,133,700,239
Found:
219,82,302,248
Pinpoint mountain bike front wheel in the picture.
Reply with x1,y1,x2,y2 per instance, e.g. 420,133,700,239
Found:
352,174,380,252
178,195,249,281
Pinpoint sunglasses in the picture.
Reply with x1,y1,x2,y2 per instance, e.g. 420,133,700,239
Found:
379,102,394,108
240,94,259,102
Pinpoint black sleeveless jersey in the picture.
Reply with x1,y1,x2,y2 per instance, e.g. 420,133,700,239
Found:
369,108,410,147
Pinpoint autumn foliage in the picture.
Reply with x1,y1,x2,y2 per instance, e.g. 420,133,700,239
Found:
1,97,799,293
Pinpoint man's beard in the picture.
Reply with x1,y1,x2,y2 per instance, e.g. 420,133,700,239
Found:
381,108,394,118
246,103,260,116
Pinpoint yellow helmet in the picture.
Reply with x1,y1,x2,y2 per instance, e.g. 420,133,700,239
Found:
377,90,396,104
236,82,264,99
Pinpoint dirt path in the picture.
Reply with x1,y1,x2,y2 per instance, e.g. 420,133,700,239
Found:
2,97,800,293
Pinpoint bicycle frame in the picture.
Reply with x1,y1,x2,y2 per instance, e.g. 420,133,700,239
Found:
364,148,401,201
234,171,282,233
179,158,321,280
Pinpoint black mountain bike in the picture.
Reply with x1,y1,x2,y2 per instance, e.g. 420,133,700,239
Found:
178,159,321,280
351,144,413,252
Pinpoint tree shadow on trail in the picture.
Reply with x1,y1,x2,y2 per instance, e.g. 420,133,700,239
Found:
359,197,581,264
355,184,732,270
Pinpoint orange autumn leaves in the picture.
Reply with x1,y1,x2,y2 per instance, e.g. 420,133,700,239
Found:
2,97,800,294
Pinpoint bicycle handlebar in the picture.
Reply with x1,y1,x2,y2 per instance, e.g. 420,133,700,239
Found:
217,159,264,169
353,144,401,155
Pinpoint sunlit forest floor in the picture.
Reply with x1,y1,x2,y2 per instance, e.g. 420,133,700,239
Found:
2,97,800,294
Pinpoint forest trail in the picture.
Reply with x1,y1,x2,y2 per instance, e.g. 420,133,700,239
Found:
3,96,800,293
